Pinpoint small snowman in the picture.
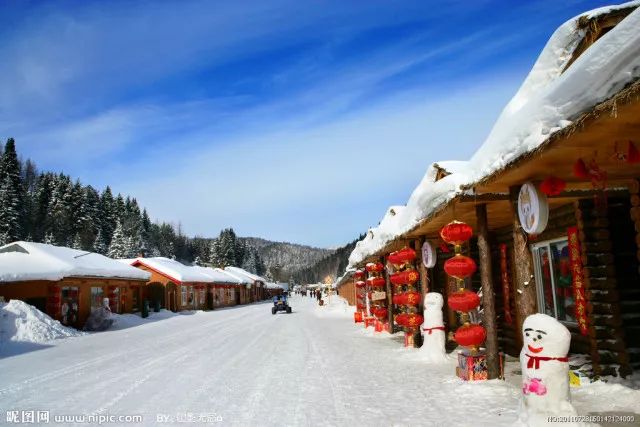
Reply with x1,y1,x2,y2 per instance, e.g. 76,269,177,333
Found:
419,292,449,363
520,313,579,426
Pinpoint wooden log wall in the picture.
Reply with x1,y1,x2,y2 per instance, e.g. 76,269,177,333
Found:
577,197,632,377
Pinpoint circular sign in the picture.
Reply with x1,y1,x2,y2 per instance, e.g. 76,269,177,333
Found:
518,182,549,235
422,241,436,269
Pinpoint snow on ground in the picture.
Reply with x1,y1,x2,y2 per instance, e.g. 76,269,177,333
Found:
0,296,638,426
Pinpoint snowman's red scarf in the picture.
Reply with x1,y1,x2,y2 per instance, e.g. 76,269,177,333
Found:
526,354,569,369
421,326,445,335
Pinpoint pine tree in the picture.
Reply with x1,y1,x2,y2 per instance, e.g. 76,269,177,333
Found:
71,233,83,250
193,256,203,266
209,239,222,267
107,222,128,259
44,232,55,245
93,229,107,255
0,139,24,241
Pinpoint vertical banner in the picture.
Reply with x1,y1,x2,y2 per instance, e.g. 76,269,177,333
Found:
567,226,588,336
499,244,513,325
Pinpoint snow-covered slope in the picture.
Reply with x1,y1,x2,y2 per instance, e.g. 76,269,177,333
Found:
0,300,85,344
0,242,150,282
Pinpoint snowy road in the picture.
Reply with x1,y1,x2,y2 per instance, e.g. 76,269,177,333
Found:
1,296,639,426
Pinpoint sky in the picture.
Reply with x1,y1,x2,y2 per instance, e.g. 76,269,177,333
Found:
0,0,620,248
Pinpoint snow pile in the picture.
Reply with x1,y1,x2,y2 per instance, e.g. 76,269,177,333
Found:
0,300,84,344
349,1,640,267
314,295,354,318
108,309,182,330
0,242,150,282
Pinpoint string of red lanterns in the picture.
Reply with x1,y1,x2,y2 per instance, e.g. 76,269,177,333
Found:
388,246,423,346
365,262,388,325
440,220,485,353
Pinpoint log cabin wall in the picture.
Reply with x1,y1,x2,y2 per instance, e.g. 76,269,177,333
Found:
576,197,632,377
624,184,640,372
338,279,356,306
491,225,519,356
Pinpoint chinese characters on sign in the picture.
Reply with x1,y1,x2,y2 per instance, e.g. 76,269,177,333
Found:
499,244,513,325
567,227,588,336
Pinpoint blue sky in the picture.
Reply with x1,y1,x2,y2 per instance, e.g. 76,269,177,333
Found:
0,0,617,247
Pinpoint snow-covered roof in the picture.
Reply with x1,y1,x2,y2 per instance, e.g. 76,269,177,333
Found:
191,266,244,285
124,257,213,284
0,242,150,283
348,2,640,268
224,267,267,284
214,268,251,285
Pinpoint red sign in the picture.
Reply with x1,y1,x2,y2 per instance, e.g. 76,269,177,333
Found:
499,244,513,325
567,226,588,336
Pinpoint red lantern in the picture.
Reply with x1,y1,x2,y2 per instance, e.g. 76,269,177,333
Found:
539,176,566,196
355,280,366,288
392,294,404,305
387,247,417,265
395,313,408,326
454,324,486,347
389,269,419,286
573,158,589,179
406,313,424,328
354,270,366,280
357,303,365,310
444,255,477,280
447,290,480,312
440,221,473,245
403,291,421,306
372,307,388,319
366,277,386,288
365,262,384,273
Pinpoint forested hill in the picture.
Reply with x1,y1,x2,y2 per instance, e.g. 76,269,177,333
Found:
241,237,334,276
291,235,364,284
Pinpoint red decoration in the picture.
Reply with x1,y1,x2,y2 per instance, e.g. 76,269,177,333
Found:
387,247,417,265
389,269,419,286
395,313,424,328
573,159,589,179
447,290,480,312
365,262,384,273
403,291,421,306
539,176,566,196
440,221,473,245
444,255,477,280
567,227,588,336
357,303,365,311
355,280,366,288
499,244,513,325
353,270,366,280
372,307,388,319
454,324,486,347
366,277,386,288
392,294,403,305
628,141,640,164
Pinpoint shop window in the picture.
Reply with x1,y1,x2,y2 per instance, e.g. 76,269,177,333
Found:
531,238,575,323
90,287,104,312
61,287,79,326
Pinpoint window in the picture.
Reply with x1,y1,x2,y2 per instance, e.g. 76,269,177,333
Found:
181,286,187,306
531,238,575,323
91,287,104,312
60,287,79,326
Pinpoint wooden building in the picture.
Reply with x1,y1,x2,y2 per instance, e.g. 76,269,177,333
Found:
0,241,150,328
193,266,244,308
345,4,640,377
335,271,356,306
224,267,268,302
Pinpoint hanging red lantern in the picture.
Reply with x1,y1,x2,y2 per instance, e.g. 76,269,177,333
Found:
357,303,365,310
365,262,385,273
387,247,417,265
392,294,404,305
355,280,366,288
403,291,421,306
389,269,419,285
539,176,566,196
395,313,408,326
454,324,486,347
440,221,473,246
366,277,386,288
448,290,480,312
444,255,477,280
405,313,424,328
372,307,388,319
573,158,589,179
354,270,366,280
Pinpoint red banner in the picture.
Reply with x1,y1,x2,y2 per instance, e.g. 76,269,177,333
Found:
499,244,513,325
567,226,588,336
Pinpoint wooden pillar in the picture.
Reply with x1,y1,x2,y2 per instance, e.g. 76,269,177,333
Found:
509,186,537,344
476,204,501,379
383,255,395,333
413,238,425,348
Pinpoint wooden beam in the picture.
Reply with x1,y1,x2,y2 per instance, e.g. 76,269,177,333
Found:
383,255,395,334
475,204,501,380
509,186,538,345
460,188,629,204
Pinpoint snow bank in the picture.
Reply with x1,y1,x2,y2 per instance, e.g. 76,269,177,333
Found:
314,295,354,319
0,242,150,282
108,309,182,330
0,300,85,344
348,1,640,267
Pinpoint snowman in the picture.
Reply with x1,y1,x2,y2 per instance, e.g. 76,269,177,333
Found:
520,313,579,426
419,292,449,363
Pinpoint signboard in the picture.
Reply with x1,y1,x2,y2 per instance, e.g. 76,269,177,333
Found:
567,226,588,336
370,291,386,301
518,182,549,235
499,244,513,325
422,241,436,269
